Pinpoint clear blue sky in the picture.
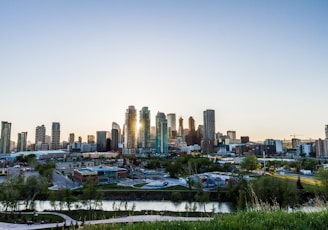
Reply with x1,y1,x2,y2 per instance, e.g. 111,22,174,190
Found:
1,0,327,143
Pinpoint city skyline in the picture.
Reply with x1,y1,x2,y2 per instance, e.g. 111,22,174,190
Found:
1,1,327,142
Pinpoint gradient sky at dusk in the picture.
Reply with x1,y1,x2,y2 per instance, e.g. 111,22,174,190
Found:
1,0,327,143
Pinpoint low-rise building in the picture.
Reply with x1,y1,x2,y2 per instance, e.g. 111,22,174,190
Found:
74,165,127,184
73,168,98,184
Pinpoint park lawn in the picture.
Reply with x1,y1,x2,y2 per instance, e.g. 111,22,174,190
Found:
133,183,148,188
272,174,321,193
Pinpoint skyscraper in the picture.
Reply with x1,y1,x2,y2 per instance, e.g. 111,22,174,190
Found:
178,117,184,137
227,130,236,140
186,116,197,146
139,107,151,149
69,133,75,145
111,122,121,151
0,121,11,154
203,109,215,153
325,125,328,139
87,135,95,144
156,112,168,153
124,105,137,151
203,109,215,141
51,122,61,150
167,113,177,139
17,132,28,152
96,131,110,152
35,125,46,147
188,116,195,132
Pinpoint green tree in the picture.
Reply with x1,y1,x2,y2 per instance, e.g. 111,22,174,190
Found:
80,178,103,220
21,175,48,210
240,154,260,171
35,161,56,182
250,176,298,209
62,188,76,211
301,159,316,171
194,180,210,214
0,175,22,212
316,168,328,196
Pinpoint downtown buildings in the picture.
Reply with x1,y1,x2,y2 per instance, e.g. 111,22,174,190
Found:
6,105,328,158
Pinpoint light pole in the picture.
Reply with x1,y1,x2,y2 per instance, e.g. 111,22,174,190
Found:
263,151,266,175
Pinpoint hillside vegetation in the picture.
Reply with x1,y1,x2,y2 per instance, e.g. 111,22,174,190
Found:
81,209,328,230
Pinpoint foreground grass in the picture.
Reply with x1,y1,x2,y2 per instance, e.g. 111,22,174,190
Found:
81,209,328,230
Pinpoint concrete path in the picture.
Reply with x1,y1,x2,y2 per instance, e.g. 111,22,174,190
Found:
0,212,213,230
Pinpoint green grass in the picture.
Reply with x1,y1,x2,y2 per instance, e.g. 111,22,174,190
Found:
133,183,148,188
99,183,188,191
99,184,135,190
273,174,321,193
80,209,328,230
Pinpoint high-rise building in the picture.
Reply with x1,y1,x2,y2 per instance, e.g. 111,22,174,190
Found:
188,116,195,132
150,126,156,149
124,105,137,151
227,130,236,140
167,113,177,139
325,125,328,139
156,112,168,153
96,131,110,152
17,132,28,152
87,135,95,144
203,109,215,141
241,136,250,144
111,122,121,151
178,117,184,137
186,116,198,146
0,121,11,154
139,107,151,149
35,125,46,146
69,133,75,145
203,109,215,153
51,122,61,150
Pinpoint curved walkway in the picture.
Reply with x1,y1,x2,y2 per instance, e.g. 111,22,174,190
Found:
0,212,213,230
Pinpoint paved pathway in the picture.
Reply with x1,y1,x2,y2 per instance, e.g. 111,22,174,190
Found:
0,212,213,230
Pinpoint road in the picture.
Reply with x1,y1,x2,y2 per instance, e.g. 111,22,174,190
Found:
0,212,213,230
50,170,80,190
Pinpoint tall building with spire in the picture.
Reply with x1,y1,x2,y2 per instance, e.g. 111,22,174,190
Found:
124,105,137,152
51,122,61,150
156,112,168,153
0,121,11,154
17,132,28,152
178,117,184,137
139,107,151,149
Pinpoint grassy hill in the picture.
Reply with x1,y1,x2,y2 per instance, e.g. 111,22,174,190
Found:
80,209,328,230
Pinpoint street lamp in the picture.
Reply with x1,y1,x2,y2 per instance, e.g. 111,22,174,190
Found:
263,151,266,175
